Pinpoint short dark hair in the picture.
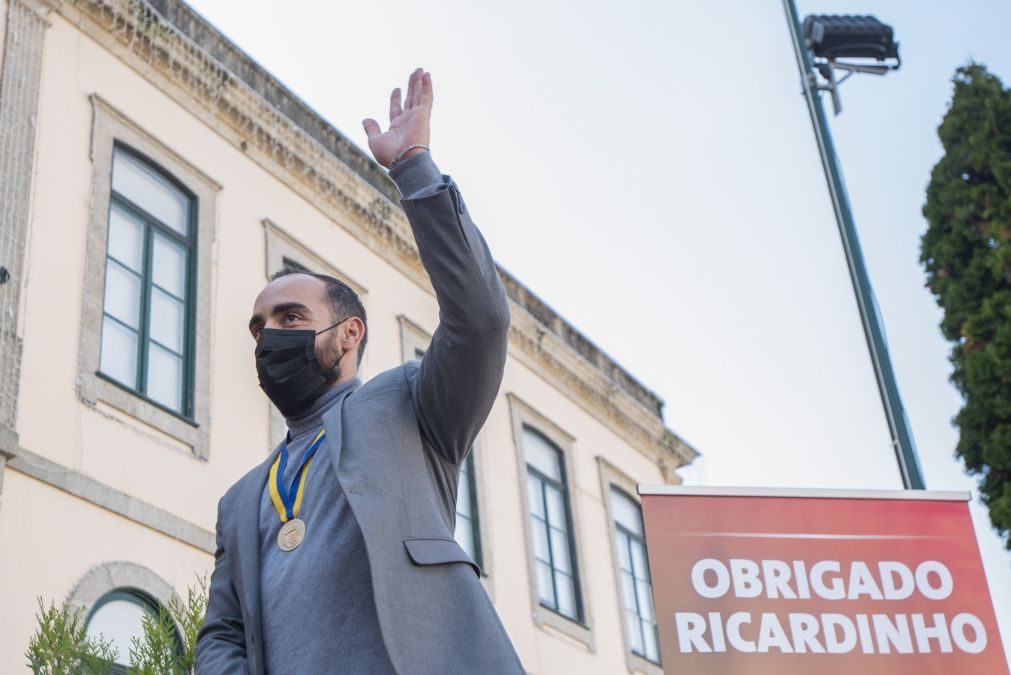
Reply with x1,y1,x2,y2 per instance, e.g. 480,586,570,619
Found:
270,265,368,365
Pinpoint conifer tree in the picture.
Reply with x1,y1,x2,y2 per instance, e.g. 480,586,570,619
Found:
26,577,207,674
25,599,115,674
922,63,1011,548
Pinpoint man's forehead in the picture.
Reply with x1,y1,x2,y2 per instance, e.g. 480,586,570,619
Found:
253,273,327,311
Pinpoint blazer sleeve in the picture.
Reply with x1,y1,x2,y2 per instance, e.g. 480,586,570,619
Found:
195,497,248,672
395,155,510,465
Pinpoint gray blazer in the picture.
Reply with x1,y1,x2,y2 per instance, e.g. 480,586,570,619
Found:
195,173,524,674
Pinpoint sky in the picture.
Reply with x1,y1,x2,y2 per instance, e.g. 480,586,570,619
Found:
181,0,1011,657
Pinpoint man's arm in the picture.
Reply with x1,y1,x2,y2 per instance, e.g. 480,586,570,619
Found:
195,499,248,672
364,69,510,464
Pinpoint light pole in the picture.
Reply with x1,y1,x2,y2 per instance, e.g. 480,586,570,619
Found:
782,2,926,489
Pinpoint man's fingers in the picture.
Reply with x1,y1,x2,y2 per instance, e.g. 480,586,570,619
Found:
420,71,433,109
362,118,382,139
389,87,403,122
405,69,417,109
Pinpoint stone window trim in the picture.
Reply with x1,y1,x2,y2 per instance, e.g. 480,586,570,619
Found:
596,457,664,675
507,393,595,651
397,314,495,598
78,95,219,459
261,218,367,298
67,560,180,620
397,314,432,365
262,219,369,451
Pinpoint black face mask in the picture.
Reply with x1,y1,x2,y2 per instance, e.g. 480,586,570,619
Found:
254,318,348,417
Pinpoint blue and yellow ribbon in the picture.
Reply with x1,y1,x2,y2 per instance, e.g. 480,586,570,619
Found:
269,428,326,522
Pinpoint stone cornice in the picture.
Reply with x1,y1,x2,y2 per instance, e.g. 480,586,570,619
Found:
61,0,698,471
144,0,399,206
13,0,63,19
508,304,696,469
499,270,665,417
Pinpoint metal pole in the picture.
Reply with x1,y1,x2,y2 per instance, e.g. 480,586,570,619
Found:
782,0,926,489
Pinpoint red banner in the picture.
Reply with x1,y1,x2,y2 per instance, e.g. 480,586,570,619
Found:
639,487,1008,674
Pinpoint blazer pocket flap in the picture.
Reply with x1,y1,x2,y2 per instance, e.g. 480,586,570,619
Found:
403,538,480,577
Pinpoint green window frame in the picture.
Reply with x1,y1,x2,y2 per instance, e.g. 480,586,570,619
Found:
98,144,197,418
85,588,180,672
525,426,583,622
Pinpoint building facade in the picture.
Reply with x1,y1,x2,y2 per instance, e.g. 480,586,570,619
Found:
0,1,696,672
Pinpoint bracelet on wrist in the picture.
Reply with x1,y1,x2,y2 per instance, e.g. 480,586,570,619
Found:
390,144,430,168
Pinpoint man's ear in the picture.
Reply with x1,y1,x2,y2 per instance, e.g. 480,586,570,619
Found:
342,317,366,350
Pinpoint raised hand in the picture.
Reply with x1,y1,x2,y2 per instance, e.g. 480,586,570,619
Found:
363,68,433,169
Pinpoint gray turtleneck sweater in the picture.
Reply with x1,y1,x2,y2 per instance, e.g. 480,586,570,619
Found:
258,377,396,674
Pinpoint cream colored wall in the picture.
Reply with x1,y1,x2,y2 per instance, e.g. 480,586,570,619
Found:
5,9,670,675
17,13,433,529
0,471,213,672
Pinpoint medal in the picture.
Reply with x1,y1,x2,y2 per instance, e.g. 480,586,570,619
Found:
277,518,306,551
268,428,326,552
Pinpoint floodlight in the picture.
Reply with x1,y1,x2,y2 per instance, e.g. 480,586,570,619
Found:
803,15,899,61
799,14,900,115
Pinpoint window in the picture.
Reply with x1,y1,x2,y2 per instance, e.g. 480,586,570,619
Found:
279,256,310,274
525,426,582,622
68,561,181,670
261,219,367,304
598,458,662,673
79,97,218,458
611,487,660,664
86,589,177,672
99,147,195,416
510,396,593,646
455,452,482,567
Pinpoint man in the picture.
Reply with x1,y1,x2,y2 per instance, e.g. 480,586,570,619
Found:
195,69,524,674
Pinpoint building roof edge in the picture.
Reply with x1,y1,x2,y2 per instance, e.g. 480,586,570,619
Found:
146,0,670,423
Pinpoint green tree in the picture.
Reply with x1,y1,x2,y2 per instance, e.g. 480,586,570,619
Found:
128,579,208,674
26,577,207,674
24,599,116,674
922,62,1011,548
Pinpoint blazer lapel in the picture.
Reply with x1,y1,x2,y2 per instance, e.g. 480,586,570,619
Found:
321,383,357,474
235,443,281,668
